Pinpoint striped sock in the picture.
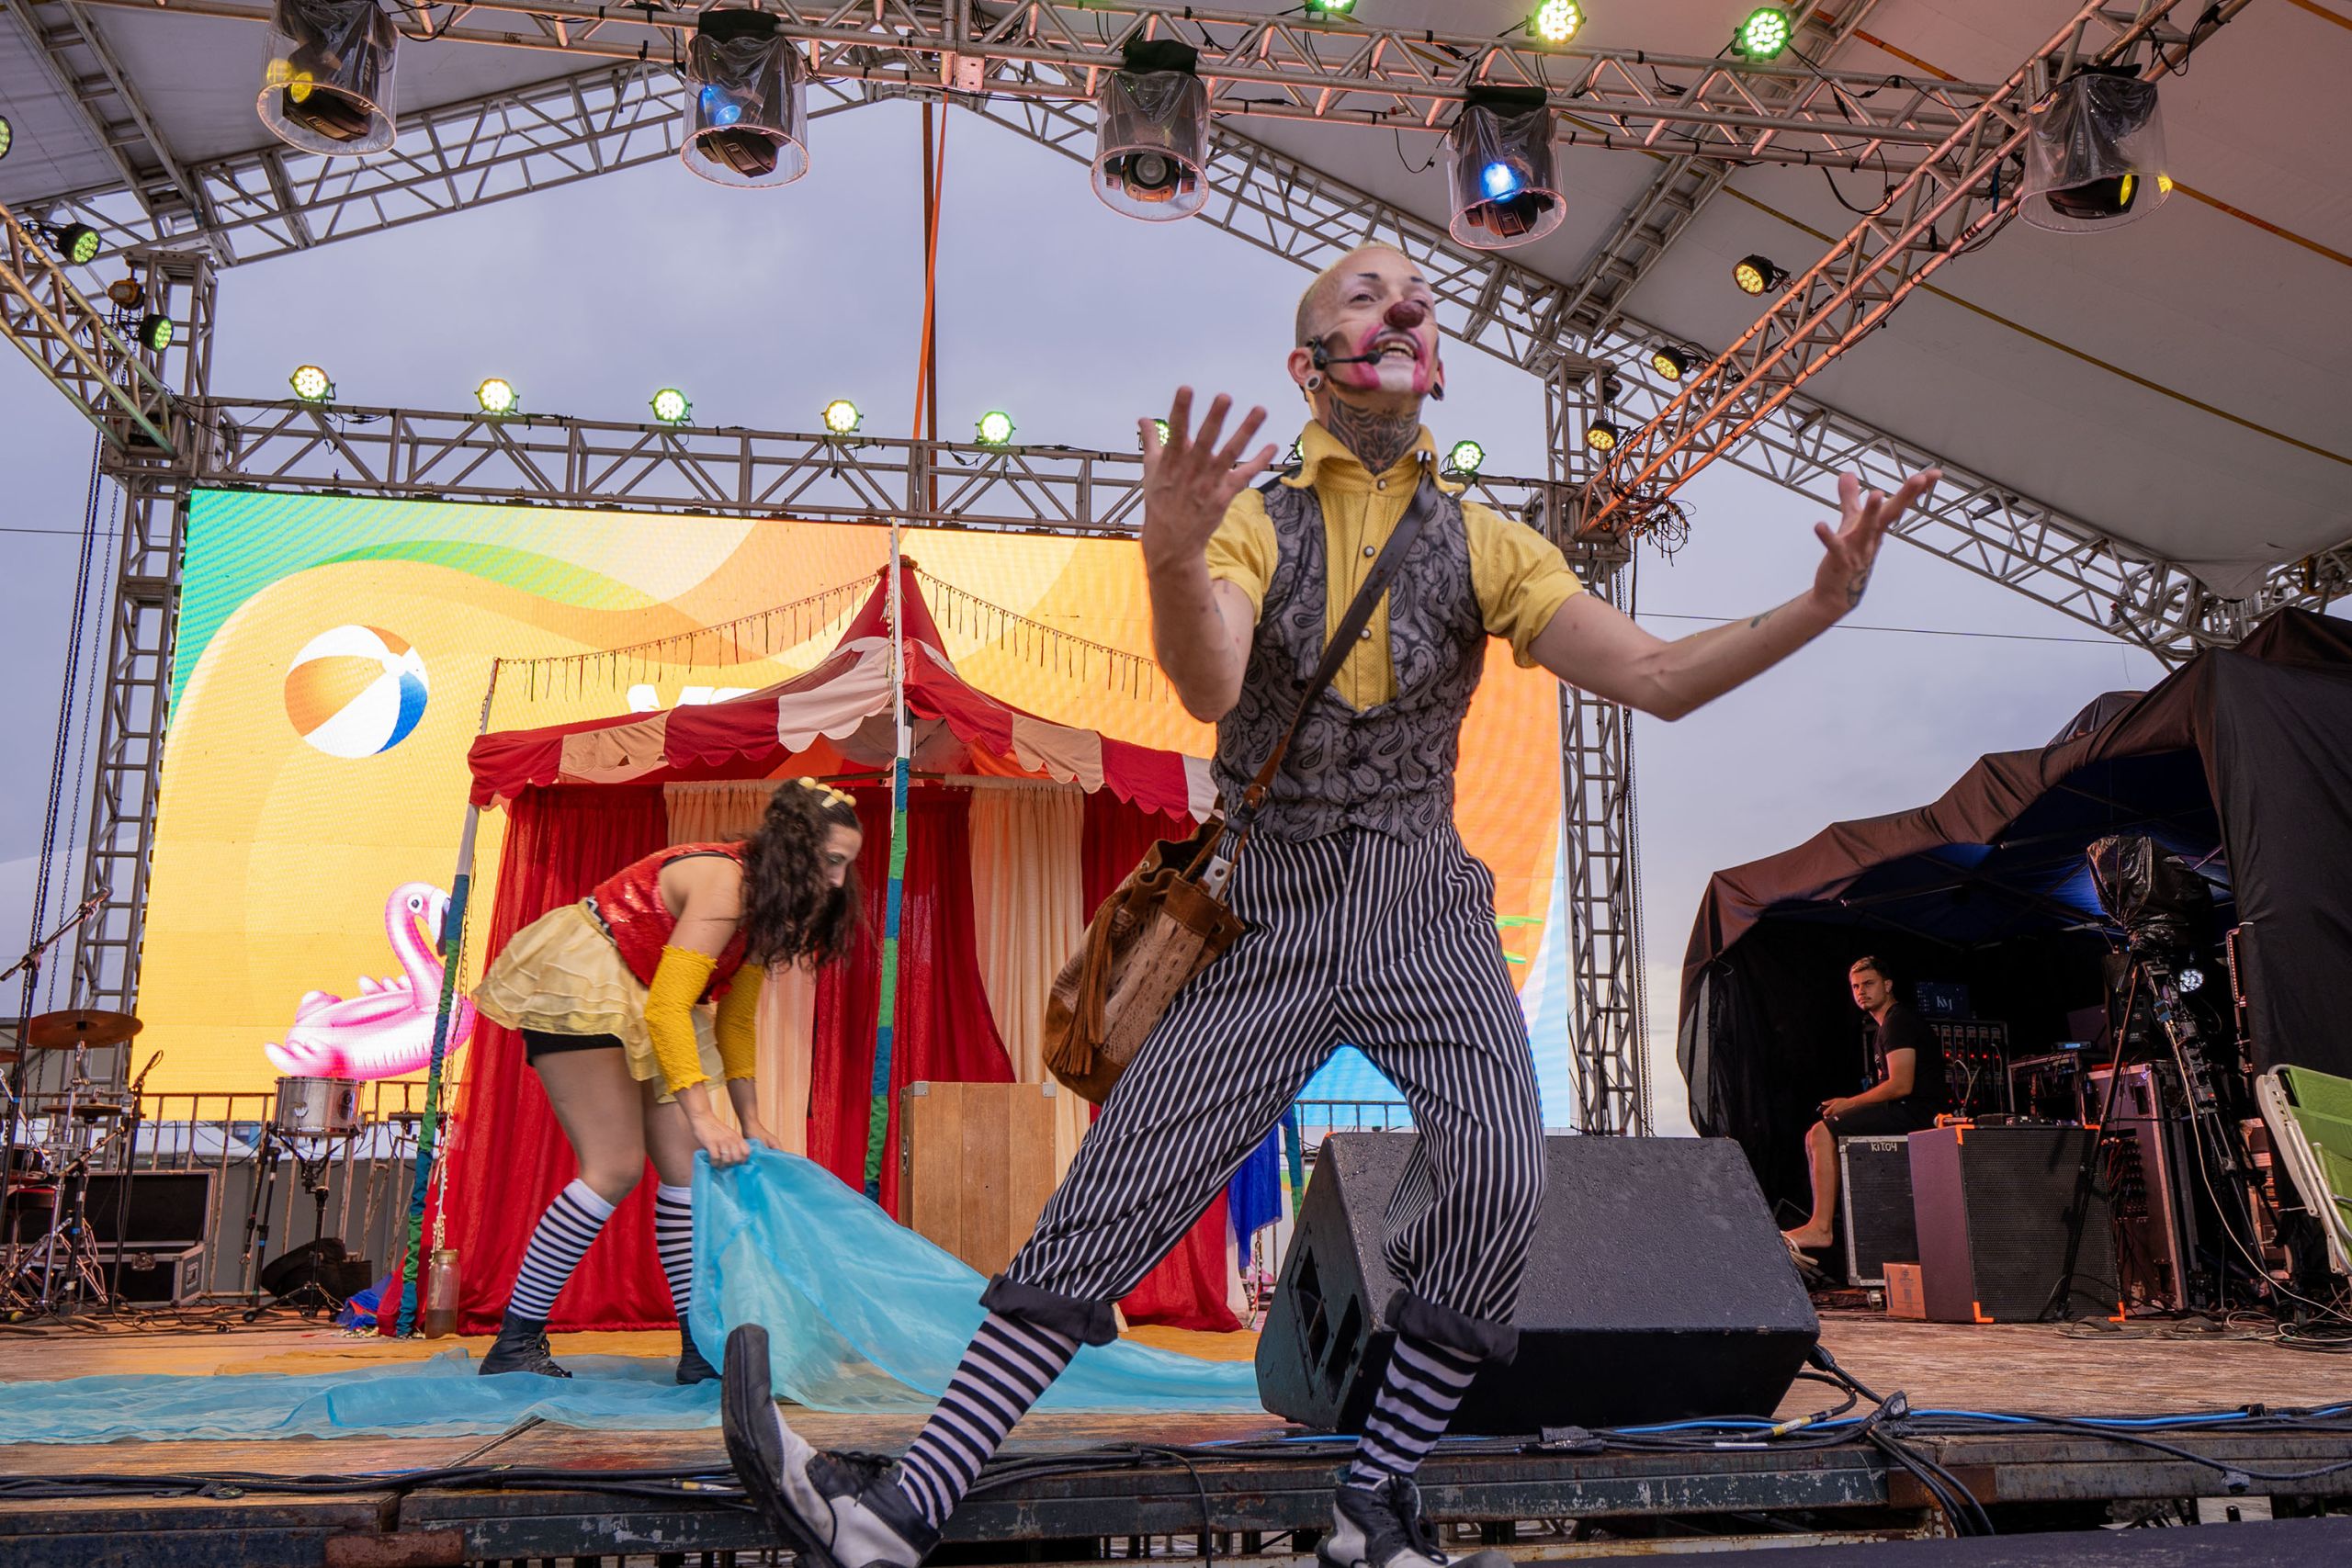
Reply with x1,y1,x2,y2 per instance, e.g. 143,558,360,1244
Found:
1343,1334,1482,1491
894,1313,1079,1529
653,1183,695,1316
506,1179,616,1322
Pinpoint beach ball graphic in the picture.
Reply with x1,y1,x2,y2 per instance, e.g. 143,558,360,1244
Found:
284,626,429,758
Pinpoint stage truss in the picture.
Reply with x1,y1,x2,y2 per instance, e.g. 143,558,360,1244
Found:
5,3,2345,1134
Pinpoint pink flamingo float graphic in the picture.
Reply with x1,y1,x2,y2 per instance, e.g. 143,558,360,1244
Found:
264,883,477,1080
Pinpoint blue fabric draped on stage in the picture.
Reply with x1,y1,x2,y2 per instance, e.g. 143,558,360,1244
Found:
0,1149,1261,1443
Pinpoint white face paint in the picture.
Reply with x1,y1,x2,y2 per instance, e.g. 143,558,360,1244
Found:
1313,252,1442,400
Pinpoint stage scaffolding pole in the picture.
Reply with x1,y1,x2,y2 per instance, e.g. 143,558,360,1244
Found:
391,660,503,1335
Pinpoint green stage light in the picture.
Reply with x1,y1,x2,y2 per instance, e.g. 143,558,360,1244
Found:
1585,420,1622,453
650,387,692,424
0,116,13,163
976,409,1015,446
56,222,101,265
821,398,862,435
1444,439,1487,476
1304,0,1355,14
1650,344,1695,381
1732,253,1788,295
1146,417,1171,448
1532,1,1583,45
1737,6,1791,61
477,377,518,416
289,365,334,402
136,314,174,353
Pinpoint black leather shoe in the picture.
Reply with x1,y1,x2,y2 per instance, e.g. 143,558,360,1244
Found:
477,1311,570,1378
677,1314,719,1384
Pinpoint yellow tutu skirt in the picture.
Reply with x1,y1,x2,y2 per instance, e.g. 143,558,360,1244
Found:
473,902,722,1104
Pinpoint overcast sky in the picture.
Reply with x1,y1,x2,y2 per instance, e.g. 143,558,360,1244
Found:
0,98,2175,1122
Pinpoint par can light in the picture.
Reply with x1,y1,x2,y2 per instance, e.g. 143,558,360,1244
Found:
1444,439,1487,476
976,410,1015,446
650,388,692,424
821,399,863,435
289,364,334,402
1732,254,1788,295
1531,2,1584,45
1585,420,1622,453
477,378,518,416
136,314,174,353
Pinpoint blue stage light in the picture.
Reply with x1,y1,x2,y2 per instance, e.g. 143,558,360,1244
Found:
1481,161,1522,200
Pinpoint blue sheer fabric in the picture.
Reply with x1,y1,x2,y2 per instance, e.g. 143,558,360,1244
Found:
0,1148,1261,1443
694,1147,1262,1413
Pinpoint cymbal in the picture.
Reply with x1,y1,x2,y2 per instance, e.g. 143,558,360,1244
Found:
22,1010,143,1050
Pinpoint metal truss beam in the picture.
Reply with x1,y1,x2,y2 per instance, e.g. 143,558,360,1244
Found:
1551,0,1881,350
963,92,2330,661
71,250,218,1012
2,0,207,230
33,66,874,267
1587,0,2248,541
190,397,1577,535
65,0,2007,175
0,197,179,454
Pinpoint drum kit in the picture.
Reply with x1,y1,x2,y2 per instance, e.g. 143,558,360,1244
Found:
1,1010,146,1314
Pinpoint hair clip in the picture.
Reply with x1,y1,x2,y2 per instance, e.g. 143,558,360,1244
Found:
795,775,856,810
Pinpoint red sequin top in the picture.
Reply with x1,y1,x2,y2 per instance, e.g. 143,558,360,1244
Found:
584,843,749,998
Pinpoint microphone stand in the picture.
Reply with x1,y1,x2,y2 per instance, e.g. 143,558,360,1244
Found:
107,1050,162,1311
1,893,107,1299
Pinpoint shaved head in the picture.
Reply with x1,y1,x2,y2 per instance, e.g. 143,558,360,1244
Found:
1295,243,1418,344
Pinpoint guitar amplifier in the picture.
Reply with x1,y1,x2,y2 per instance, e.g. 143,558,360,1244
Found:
1909,1124,2121,1323
1838,1135,1918,1288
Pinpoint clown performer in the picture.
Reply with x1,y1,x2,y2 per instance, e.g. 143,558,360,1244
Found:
721,243,1939,1568
470,778,864,1382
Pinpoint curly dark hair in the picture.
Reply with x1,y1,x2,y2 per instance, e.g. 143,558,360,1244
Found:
738,782,865,968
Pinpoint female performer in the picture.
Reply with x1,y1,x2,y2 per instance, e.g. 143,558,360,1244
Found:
471,778,864,1382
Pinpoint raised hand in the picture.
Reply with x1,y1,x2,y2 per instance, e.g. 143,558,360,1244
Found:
1810,468,1939,619
1138,388,1278,571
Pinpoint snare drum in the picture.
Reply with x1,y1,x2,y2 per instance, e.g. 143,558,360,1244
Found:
274,1076,362,1138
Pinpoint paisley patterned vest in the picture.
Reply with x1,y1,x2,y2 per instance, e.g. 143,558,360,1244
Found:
1210,474,1487,841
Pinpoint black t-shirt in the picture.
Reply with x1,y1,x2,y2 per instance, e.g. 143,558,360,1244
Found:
1870,1002,1950,1113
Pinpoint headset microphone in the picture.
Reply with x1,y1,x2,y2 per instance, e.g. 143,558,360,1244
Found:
1310,341,1385,370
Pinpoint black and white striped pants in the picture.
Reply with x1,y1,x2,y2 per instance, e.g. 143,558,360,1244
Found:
987,826,1545,1360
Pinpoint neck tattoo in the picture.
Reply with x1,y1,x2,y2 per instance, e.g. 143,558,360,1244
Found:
1322,398,1420,476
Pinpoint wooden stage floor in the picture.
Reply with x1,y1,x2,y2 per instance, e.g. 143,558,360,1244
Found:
1,1312,2347,1565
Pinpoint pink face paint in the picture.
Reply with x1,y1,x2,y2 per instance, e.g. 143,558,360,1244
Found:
1331,310,1441,395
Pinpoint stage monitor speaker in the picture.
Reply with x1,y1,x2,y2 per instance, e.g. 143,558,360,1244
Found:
1909,1124,2121,1323
1838,1134,1918,1289
80,1171,214,1246
1255,1133,1818,1434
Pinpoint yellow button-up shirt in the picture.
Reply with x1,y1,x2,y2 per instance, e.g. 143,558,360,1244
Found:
1203,423,1584,709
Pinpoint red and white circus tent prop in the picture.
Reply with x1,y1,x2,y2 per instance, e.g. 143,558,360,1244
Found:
401,562,1257,1337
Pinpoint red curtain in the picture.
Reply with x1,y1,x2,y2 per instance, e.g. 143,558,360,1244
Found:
1080,793,1244,1333
806,784,1014,1216
433,785,676,1334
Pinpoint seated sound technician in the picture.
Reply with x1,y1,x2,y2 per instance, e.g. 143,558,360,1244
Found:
1782,954,1950,1257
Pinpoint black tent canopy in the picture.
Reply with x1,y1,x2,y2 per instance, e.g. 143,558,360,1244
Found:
1678,611,2352,1204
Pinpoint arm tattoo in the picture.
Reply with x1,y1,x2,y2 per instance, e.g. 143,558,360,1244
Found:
1844,567,1871,609
1322,399,1421,475
1747,608,1774,630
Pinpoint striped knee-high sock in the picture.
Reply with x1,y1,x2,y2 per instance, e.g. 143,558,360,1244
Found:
894,1313,1079,1529
505,1179,616,1323
653,1182,695,1317
1343,1335,1482,1491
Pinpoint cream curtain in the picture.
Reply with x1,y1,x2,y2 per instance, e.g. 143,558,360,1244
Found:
662,782,813,1148
967,782,1091,1175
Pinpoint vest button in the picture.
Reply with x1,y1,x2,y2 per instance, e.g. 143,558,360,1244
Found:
1363,545,1375,558
1375,478,1388,491
1360,626,1373,640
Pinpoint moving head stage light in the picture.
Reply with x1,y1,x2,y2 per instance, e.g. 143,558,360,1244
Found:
1093,41,1210,222
258,0,398,156
2021,66,2171,232
1445,86,1564,251
682,8,811,188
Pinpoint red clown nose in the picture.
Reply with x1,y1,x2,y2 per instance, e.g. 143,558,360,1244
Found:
1384,299,1429,331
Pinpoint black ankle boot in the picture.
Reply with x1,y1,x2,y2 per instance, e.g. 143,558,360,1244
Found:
676,1314,718,1385
479,1311,570,1377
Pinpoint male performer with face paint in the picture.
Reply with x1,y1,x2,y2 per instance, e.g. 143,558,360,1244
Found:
722,243,1939,1568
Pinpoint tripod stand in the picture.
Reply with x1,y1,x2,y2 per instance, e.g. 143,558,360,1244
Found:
240,1121,355,1319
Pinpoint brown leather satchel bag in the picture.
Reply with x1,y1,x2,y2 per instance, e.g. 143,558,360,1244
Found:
1042,479,1439,1103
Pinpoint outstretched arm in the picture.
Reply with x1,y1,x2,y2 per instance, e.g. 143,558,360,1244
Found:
1528,469,1938,719
1139,389,1278,722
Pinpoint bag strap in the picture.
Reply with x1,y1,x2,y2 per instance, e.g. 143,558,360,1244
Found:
1239,471,1442,814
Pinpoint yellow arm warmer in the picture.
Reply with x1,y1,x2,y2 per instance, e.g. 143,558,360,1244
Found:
714,963,764,1081
644,946,718,1094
